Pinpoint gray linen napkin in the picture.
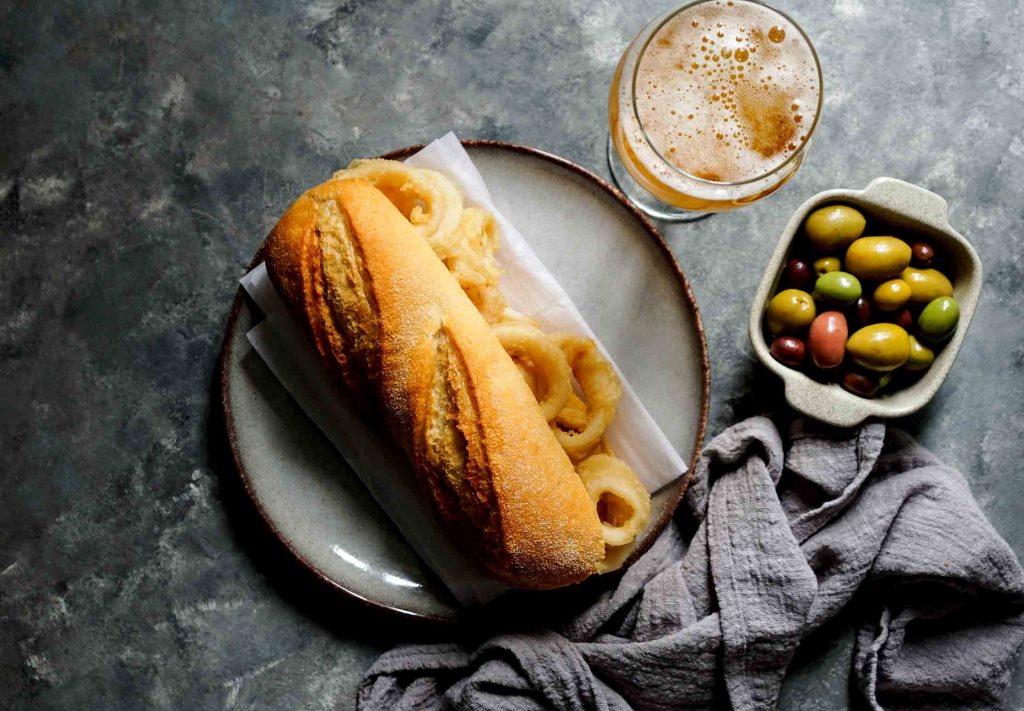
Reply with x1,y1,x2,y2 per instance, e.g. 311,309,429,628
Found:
358,417,1024,710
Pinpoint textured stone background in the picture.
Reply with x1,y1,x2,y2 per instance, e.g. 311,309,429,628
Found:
2,0,1023,707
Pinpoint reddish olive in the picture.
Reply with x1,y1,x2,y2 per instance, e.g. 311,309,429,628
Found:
910,242,935,267
808,311,848,369
770,336,806,368
782,258,814,288
891,307,913,330
851,296,873,326
842,371,879,397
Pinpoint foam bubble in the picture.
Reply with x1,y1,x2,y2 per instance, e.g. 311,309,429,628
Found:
632,0,819,183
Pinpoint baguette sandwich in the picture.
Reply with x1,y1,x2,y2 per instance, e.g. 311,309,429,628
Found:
264,177,606,589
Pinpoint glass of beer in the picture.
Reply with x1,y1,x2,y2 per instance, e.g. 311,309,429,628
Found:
608,0,822,222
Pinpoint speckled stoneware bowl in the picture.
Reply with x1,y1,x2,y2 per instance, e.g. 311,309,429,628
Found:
749,177,982,427
220,141,710,622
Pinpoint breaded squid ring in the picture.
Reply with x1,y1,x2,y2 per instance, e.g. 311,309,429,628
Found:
554,335,622,461
595,542,634,574
446,207,501,289
516,361,537,395
497,307,540,329
555,391,589,432
333,159,462,258
465,283,506,324
577,454,650,548
493,323,572,422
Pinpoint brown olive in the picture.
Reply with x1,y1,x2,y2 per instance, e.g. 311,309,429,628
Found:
782,258,814,289
770,336,806,367
911,242,935,267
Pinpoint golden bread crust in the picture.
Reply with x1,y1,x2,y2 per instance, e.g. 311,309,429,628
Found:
264,178,604,589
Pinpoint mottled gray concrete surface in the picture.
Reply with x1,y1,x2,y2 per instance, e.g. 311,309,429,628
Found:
2,0,1022,708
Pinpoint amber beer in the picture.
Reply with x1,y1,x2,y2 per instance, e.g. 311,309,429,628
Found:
609,0,822,213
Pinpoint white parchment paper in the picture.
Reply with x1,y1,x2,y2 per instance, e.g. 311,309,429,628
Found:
239,132,688,605
241,263,506,606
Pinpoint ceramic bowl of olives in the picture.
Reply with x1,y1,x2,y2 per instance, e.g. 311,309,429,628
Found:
748,177,982,427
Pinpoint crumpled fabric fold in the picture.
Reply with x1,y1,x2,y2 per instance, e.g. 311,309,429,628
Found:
358,417,1024,710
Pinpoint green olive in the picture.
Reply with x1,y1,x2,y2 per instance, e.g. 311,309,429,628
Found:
905,335,935,371
813,256,841,276
901,268,954,305
873,279,911,311
765,289,816,335
845,236,912,280
805,205,866,252
846,323,911,371
813,271,862,306
918,296,960,341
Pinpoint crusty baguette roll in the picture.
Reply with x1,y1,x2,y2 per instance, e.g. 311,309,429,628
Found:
264,178,605,589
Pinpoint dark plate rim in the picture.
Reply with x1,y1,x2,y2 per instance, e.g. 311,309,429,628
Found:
217,139,711,624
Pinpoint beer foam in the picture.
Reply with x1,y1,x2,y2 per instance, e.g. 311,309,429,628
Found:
634,0,819,183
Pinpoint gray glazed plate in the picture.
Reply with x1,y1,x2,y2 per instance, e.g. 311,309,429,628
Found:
219,141,710,622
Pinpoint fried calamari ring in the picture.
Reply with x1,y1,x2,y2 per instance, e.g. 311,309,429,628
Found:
497,307,540,329
493,323,571,422
577,454,650,548
465,283,506,324
446,207,501,289
333,159,462,258
447,208,508,321
516,361,537,395
596,542,634,574
332,163,502,327
555,392,589,432
554,335,622,460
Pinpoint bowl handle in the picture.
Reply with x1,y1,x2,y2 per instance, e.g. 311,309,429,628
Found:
860,177,950,226
782,377,873,429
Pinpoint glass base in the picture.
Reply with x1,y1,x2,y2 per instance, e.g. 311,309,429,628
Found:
606,135,712,223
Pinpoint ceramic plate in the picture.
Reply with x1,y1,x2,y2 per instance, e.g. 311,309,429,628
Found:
219,141,710,622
